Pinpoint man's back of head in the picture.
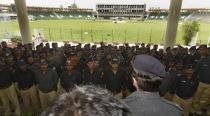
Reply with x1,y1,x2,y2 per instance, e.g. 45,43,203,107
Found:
42,85,131,116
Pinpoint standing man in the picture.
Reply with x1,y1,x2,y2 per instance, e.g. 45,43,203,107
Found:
1,41,12,55
34,59,59,110
60,60,82,92
0,59,21,116
83,56,104,87
124,55,183,116
172,65,199,116
15,59,40,113
103,56,127,98
193,45,210,115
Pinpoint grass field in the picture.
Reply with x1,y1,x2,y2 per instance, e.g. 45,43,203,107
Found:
0,19,210,44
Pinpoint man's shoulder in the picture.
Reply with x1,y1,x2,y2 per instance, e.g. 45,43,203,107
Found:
123,91,141,103
124,92,183,116
160,98,183,113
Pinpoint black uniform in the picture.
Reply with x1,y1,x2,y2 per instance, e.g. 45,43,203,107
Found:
159,68,180,97
0,68,13,89
195,57,210,84
83,68,104,87
172,73,199,99
60,70,82,92
15,68,36,90
103,67,127,94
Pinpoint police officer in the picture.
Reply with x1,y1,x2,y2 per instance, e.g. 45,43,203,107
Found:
60,60,82,92
172,65,199,116
103,55,127,98
83,55,104,87
34,59,59,110
124,54,183,116
13,48,23,61
66,51,82,73
15,59,40,113
159,59,176,101
0,59,21,116
27,56,39,72
193,45,210,115
1,41,12,56
159,60,184,101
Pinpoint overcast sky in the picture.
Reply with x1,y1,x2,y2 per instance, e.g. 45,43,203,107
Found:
1,0,210,10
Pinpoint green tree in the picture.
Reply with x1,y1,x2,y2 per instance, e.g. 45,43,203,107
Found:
182,21,200,45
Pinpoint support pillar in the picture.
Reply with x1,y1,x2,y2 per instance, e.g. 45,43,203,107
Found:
164,0,183,50
14,0,32,44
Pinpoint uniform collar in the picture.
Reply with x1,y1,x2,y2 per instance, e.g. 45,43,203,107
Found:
128,91,160,99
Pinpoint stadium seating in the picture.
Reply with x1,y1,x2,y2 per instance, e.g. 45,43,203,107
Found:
148,12,191,20
148,12,168,20
28,11,93,20
185,12,210,22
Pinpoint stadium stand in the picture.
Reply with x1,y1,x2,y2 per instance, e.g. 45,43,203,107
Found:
28,11,93,20
0,4,94,20
185,12,210,22
147,8,210,21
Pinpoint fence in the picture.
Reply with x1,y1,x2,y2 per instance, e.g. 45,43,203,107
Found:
34,27,166,44
0,27,209,44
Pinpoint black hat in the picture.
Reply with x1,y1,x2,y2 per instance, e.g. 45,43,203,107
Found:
184,64,194,69
189,46,196,50
64,60,71,66
17,59,27,65
86,55,96,63
68,51,77,57
40,59,48,65
110,55,120,64
132,54,166,78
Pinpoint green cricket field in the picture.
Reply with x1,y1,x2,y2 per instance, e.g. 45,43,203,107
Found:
0,19,210,44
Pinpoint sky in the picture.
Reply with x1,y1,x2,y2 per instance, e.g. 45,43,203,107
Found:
1,0,210,10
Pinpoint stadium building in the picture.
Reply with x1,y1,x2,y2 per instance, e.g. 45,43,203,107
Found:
96,1,146,20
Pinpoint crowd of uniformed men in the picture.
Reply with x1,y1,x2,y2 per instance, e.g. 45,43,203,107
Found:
0,41,210,115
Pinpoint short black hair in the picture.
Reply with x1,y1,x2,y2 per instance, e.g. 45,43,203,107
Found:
133,72,162,92
42,85,131,116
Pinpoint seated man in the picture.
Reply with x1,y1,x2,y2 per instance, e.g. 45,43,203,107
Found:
124,54,183,116
42,85,131,116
